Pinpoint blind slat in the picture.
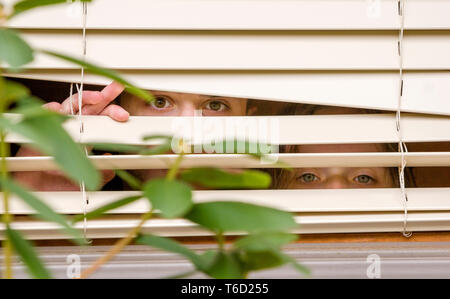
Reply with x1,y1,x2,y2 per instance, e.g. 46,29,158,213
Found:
6,114,450,145
7,71,450,116
3,188,450,215
7,152,450,172
19,30,450,70
3,213,450,240
8,0,450,30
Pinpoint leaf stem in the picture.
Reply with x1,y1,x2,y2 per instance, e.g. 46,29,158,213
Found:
166,150,185,181
1,131,13,279
216,232,225,252
0,81,13,279
79,210,153,279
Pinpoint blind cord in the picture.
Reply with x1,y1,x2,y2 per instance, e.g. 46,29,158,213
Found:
397,0,412,238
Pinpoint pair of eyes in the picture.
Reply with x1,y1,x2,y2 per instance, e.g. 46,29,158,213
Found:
297,173,376,185
150,95,230,112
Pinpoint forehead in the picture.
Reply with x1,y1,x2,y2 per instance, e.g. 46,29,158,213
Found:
298,143,385,153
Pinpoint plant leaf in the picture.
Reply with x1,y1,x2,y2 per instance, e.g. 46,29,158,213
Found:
235,249,287,273
40,50,153,103
136,234,209,271
0,109,101,190
0,79,30,104
72,195,143,223
6,226,52,279
88,143,146,154
0,177,86,245
205,251,244,279
11,0,91,18
181,168,271,189
185,201,297,233
234,232,298,252
143,179,193,218
277,252,311,276
0,28,33,68
115,170,142,190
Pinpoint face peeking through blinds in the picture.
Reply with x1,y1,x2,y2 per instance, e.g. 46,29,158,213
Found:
266,104,420,190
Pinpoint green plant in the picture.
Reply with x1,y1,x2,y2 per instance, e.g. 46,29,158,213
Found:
0,0,308,279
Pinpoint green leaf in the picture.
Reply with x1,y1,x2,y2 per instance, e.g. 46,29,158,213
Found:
185,201,297,233
88,143,146,153
136,234,209,271
11,0,91,18
9,96,64,118
0,178,86,245
0,79,30,104
181,168,271,189
143,179,193,218
0,28,34,68
205,251,244,279
0,109,101,190
140,135,173,155
142,135,173,142
6,226,52,279
277,252,311,276
72,195,143,223
40,50,153,103
115,170,142,190
234,232,298,252
140,143,172,155
235,249,287,272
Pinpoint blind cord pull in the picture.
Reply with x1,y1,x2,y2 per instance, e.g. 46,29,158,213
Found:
397,0,412,238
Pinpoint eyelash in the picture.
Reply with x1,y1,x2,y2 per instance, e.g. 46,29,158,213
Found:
203,100,230,112
297,172,320,183
148,95,173,110
353,174,376,184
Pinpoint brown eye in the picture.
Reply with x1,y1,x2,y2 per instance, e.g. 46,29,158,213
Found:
354,174,374,184
298,173,319,183
151,96,171,109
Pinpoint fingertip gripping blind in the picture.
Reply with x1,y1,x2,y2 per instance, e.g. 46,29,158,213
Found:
2,0,450,240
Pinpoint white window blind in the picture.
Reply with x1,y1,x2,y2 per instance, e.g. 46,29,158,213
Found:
2,0,450,241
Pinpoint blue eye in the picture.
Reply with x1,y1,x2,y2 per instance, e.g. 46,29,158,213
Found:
298,173,319,183
354,174,374,184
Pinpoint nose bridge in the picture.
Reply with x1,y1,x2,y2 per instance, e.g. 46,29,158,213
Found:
325,170,349,189
178,99,197,116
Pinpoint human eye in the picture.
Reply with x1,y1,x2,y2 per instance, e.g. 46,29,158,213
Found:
353,174,376,185
297,172,320,184
203,99,230,113
148,95,173,110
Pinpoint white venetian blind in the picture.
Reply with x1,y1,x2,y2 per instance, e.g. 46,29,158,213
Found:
2,0,450,240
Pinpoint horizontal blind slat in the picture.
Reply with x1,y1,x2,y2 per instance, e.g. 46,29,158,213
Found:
3,188,450,215
16,30,450,70
7,71,450,116
6,152,450,171
8,0,450,30
3,212,450,240
6,114,450,145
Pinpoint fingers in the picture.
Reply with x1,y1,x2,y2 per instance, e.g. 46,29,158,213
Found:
59,82,125,116
82,82,125,116
60,90,104,114
43,102,62,112
101,81,125,104
100,104,129,122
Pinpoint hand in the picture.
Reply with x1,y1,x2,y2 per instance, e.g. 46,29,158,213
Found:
44,81,129,122
12,82,127,191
